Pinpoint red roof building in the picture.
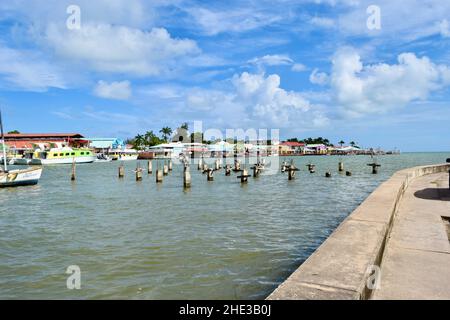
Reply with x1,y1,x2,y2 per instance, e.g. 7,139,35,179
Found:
279,141,306,147
4,133,87,150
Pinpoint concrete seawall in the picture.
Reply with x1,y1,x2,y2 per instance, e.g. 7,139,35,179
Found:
268,163,450,300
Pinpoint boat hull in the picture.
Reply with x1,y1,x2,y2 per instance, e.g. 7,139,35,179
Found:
112,155,138,161
0,167,43,188
30,156,96,165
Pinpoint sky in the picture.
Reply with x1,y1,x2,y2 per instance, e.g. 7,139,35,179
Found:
0,0,450,152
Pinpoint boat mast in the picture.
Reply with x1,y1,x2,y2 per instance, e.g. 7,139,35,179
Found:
0,109,7,172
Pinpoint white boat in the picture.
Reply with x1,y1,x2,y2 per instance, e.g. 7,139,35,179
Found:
108,149,138,161
0,167,42,188
0,109,43,188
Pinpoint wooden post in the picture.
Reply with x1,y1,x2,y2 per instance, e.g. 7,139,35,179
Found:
346,171,352,176
237,169,250,183
339,161,344,172
287,165,299,180
136,165,142,181
215,159,221,171
168,160,173,171
163,163,169,175
367,163,381,174
118,164,125,178
325,172,331,178
225,164,231,176
71,158,76,181
184,169,191,188
156,169,163,183
147,160,152,174
206,169,214,181
198,158,203,170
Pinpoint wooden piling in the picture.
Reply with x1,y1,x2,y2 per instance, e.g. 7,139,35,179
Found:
71,158,76,181
225,164,231,176
156,169,163,183
207,169,214,181
118,164,125,178
339,162,344,172
136,165,143,181
237,169,251,183
325,172,332,178
147,160,152,174
168,160,173,171
163,163,169,175
184,169,191,188
346,171,352,176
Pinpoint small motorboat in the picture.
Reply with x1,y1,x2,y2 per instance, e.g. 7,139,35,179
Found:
95,153,113,163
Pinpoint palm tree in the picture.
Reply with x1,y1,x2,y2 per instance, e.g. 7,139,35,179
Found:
133,134,145,150
339,140,345,147
350,141,356,147
180,122,189,131
159,127,172,142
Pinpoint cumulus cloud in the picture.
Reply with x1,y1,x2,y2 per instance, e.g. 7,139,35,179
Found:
0,45,65,92
310,68,329,85
330,47,450,117
183,72,328,128
94,80,132,100
46,24,200,76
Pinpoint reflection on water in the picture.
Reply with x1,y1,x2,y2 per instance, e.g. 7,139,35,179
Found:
0,153,447,299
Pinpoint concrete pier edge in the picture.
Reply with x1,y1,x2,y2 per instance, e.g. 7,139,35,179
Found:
267,163,450,300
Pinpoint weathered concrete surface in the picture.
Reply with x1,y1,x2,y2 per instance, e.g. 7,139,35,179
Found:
372,172,450,300
268,163,450,300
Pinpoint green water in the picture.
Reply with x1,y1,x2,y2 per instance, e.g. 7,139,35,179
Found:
0,153,448,299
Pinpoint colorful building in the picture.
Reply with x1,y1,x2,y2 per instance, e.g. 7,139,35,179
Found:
279,141,305,155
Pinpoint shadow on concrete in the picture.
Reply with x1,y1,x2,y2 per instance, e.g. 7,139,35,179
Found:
414,188,450,201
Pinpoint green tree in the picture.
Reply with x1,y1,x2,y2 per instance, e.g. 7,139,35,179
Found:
132,134,146,150
350,141,356,147
339,140,345,147
159,127,172,142
180,122,189,130
7,130,20,134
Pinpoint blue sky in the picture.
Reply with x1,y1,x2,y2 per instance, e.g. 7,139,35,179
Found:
0,0,450,151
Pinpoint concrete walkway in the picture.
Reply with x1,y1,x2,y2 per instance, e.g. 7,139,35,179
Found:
372,172,450,299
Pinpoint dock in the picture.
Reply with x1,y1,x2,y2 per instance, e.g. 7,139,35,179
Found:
268,163,450,300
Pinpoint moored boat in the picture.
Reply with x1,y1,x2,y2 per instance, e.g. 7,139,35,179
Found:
30,147,96,165
108,148,138,161
0,109,43,188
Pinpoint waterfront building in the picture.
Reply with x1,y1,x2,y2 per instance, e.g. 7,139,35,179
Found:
305,144,328,155
87,138,126,153
279,142,305,155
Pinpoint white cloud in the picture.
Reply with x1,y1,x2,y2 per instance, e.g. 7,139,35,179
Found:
94,80,132,100
182,72,327,128
187,7,282,35
310,17,335,28
248,54,293,66
46,24,200,76
330,47,450,117
439,19,450,38
291,63,308,72
309,69,329,85
0,45,65,92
